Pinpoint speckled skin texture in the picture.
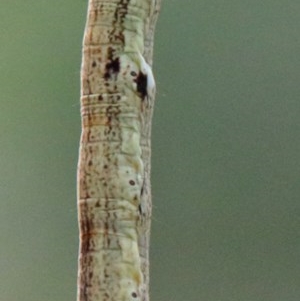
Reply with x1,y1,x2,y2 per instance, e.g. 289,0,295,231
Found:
77,1,161,301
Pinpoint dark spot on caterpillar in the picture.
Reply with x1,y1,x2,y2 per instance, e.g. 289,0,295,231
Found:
98,95,103,101
129,180,135,186
104,48,120,80
130,71,137,76
92,61,96,67
104,57,120,80
135,71,147,100
138,204,142,215
131,292,137,298
140,180,145,196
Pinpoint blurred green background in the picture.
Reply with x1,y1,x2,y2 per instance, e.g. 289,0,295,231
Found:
1,1,300,300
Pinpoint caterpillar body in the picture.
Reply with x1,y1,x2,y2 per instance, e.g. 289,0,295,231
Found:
77,1,161,301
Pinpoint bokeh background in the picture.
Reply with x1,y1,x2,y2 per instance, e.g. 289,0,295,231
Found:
1,1,300,300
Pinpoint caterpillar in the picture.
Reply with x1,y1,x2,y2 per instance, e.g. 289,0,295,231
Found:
77,1,161,301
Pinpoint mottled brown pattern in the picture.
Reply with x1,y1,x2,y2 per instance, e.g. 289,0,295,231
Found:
77,1,161,301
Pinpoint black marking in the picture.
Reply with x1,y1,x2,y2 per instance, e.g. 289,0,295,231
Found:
104,48,120,80
135,72,148,100
132,292,138,298
140,179,145,196
138,204,142,215
104,58,120,80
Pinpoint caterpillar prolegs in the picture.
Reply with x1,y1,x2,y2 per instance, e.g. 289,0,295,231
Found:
77,1,161,301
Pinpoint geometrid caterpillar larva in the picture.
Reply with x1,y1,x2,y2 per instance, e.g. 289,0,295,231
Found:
76,1,161,301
